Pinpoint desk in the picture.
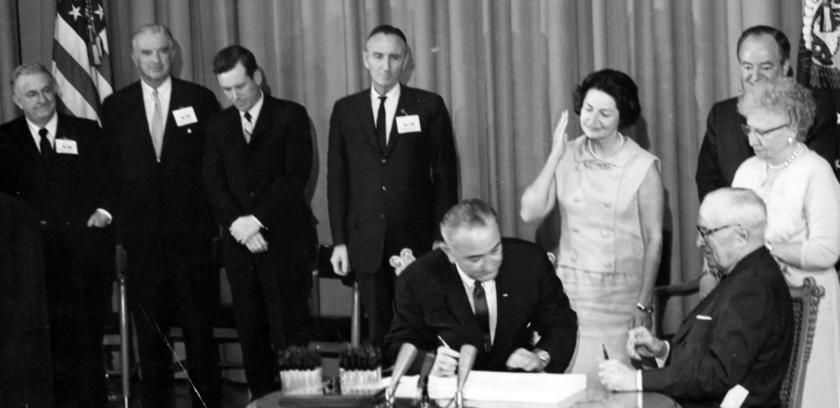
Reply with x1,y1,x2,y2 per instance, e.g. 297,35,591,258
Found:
574,379,681,408
257,380,681,408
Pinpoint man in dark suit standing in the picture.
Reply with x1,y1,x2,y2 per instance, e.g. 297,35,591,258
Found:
101,24,221,408
696,25,839,202
385,199,578,375
203,45,317,400
328,25,458,346
0,63,112,407
599,188,794,408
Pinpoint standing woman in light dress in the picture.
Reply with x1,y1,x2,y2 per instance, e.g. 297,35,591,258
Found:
732,77,840,408
520,69,663,379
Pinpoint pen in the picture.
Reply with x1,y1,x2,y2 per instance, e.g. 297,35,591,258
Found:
602,344,610,360
437,335,451,349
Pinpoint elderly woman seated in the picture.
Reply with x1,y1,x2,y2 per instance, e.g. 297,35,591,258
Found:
731,76,840,408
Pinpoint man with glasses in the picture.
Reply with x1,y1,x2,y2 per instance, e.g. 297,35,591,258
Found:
696,25,839,202
598,187,794,408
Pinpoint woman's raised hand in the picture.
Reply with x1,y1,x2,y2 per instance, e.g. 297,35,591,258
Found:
551,110,570,158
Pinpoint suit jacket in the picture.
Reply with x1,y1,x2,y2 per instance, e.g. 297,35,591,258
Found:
696,90,839,201
203,96,316,266
327,85,458,273
101,78,219,256
642,247,794,408
0,193,53,407
385,238,578,373
0,114,111,254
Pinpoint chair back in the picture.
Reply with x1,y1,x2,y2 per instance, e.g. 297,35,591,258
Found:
779,276,824,408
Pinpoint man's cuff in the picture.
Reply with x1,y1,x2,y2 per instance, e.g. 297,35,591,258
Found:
636,369,643,391
655,341,670,368
96,208,112,222
249,215,266,230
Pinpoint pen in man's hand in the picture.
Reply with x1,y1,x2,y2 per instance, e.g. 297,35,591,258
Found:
602,343,610,360
437,335,451,349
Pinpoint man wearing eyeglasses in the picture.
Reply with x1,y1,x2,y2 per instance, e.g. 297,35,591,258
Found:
598,188,794,408
696,25,839,202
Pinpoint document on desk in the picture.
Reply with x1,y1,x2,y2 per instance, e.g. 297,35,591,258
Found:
383,371,587,407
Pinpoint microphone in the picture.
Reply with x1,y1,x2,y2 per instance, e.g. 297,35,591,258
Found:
455,344,478,408
414,352,436,407
387,343,418,405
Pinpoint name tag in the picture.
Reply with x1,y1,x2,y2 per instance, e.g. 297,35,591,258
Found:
696,314,712,321
173,106,198,127
396,114,421,133
55,139,78,155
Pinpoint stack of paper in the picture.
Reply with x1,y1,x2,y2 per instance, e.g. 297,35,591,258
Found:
383,371,587,407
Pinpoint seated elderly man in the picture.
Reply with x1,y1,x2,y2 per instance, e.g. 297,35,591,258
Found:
599,187,794,408
384,199,578,375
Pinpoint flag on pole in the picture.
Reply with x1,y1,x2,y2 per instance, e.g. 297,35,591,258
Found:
797,0,840,91
52,0,113,122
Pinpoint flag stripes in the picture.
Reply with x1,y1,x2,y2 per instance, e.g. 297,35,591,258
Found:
52,0,112,122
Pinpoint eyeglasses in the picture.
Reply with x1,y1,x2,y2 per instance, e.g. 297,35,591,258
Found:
740,122,790,138
696,224,739,240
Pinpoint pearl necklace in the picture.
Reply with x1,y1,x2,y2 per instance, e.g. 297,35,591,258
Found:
767,143,803,170
587,134,626,161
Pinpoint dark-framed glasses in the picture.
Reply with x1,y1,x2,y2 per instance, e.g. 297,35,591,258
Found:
740,122,790,138
696,224,739,240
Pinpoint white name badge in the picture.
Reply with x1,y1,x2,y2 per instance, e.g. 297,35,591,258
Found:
396,114,421,133
55,139,78,155
173,106,199,127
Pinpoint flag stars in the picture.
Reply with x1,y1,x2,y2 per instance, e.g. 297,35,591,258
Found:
94,4,104,20
68,5,82,21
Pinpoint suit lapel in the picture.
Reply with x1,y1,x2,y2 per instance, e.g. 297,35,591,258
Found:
443,263,485,347
12,119,41,160
355,90,384,156
249,98,272,147
126,83,158,160
492,264,516,353
386,85,412,156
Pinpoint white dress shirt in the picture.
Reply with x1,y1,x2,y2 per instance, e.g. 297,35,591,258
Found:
369,83,400,144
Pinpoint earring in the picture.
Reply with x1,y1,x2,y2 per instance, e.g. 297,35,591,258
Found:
787,137,794,145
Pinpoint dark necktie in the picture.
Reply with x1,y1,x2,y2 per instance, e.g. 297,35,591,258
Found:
376,95,387,151
474,280,491,352
243,112,253,143
39,128,52,166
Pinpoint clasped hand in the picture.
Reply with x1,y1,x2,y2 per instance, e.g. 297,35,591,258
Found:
230,215,267,253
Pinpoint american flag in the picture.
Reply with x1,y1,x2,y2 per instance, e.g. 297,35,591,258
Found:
51,0,113,122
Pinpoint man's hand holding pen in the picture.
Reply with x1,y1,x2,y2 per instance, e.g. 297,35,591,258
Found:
431,336,460,377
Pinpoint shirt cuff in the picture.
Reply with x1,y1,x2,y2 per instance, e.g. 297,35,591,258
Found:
655,341,670,368
249,215,266,229
95,208,112,222
636,369,643,391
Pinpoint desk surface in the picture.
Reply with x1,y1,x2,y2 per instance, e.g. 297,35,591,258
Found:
258,379,681,408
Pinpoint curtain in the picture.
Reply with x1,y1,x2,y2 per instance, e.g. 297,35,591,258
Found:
0,0,805,329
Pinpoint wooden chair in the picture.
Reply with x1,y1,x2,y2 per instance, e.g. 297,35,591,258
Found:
653,275,824,408
779,276,823,408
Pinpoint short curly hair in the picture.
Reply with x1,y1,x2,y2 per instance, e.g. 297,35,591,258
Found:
737,77,816,140
573,69,641,129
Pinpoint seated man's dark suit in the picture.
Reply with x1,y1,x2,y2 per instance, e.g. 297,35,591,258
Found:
101,77,221,407
203,95,317,398
642,247,793,408
385,238,578,373
0,193,53,407
0,114,113,407
696,91,839,201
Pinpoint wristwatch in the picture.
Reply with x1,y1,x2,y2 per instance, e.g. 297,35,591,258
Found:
534,349,551,368
635,302,654,314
